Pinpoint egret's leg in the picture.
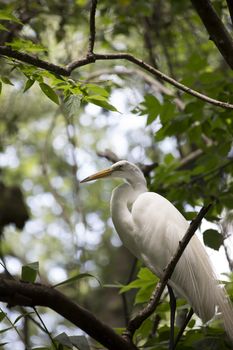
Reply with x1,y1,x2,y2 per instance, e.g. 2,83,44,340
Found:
167,285,176,350
173,308,194,349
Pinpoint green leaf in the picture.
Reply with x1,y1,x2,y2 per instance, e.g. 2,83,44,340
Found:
85,84,109,97
0,311,6,322
1,77,14,85
23,79,35,93
220,193,233,209
21,261,39,283
84,95,118,112
39,83,59,105
69,336,90,350
140,94,161,125
203,229,223,251
160,100,176,123
0,10,22,24
137,267,157,281
0,23,8,31
64,94,81,117
53,273,101,288
55,332,73,349
6,39,47,53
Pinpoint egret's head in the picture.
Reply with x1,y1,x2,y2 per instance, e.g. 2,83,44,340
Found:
80,160,145,185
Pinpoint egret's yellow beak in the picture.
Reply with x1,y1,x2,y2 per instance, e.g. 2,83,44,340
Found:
80,167,113,183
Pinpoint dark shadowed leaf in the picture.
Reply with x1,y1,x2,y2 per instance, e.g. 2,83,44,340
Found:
69,335,90,350
203,229,223,251
55,332,73,349
1,77,14,85
23,79,35,93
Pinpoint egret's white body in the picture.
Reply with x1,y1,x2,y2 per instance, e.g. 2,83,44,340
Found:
81,160,233,341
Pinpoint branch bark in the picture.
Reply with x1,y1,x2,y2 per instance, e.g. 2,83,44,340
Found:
0,279,137,350
124,204,212,340
88,0,97,54
191,0,233,69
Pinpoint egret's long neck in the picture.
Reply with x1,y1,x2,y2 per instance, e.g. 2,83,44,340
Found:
110,179,147,239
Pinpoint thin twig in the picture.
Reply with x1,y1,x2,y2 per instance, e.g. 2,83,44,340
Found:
88,0,97,54
33,307,58,350
123,204,212,340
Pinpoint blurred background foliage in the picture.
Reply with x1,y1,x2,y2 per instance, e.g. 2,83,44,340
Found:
0,0,233,349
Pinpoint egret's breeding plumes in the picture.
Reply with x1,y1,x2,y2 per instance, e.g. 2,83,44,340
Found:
81,160,233,341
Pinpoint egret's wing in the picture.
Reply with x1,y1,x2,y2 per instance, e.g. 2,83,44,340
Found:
131,192,216,321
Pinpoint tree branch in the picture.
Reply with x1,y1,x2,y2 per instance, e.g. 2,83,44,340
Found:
191,0,233,70
88,0,97,54
226,0,233,26
0,279,137,350
1,48,233,110
0,46,68,76
124,204,212,340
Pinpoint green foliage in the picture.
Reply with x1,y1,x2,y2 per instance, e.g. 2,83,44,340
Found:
1,0,233,348
6,39,47,53
21,262,39,283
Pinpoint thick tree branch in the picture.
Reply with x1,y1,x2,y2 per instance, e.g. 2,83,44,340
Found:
124,204,212,340
191,0,233,69
0,279,137,350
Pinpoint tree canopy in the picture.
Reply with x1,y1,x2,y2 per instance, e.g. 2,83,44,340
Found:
0,0,233,349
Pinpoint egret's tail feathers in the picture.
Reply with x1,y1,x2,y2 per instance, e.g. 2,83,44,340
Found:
216,286,233,342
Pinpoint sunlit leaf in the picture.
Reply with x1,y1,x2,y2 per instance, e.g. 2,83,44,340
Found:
0,23,8,31
53,273,101,288
85,84,109,97
6,39,47,53
0,10,22,24
84,95,118,112
39,83,59,105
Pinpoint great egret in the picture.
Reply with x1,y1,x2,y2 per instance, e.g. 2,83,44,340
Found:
81,160,233,341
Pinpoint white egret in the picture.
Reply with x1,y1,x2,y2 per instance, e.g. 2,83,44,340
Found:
81,160,233,341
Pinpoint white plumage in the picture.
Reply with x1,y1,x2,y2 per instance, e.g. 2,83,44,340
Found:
81,160,233,341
